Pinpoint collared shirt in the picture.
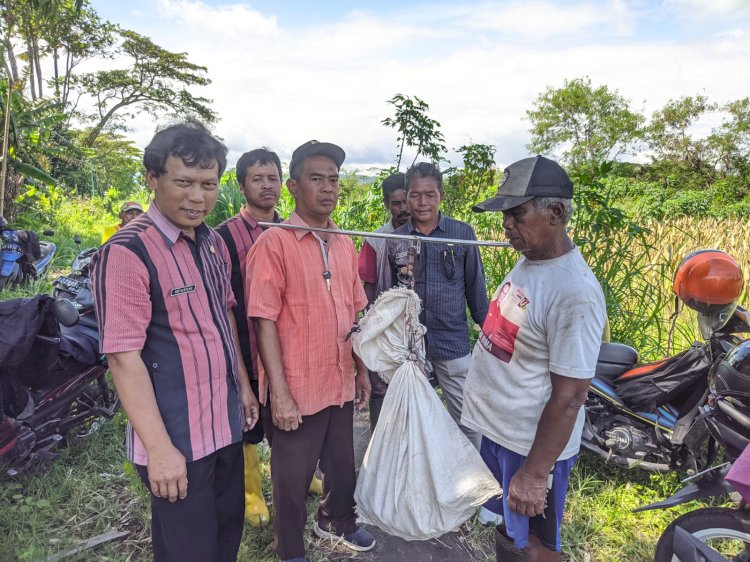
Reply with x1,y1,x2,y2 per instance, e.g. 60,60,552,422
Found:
387,213,489,361
358,220,396,295
91,203,243,465
215,206,282,379
246,212,368,415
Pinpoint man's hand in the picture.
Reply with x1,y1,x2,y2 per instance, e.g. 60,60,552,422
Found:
271,390,303,431
241,385,260,431
506,467,548,517
147,444,188,502
354,371,371,411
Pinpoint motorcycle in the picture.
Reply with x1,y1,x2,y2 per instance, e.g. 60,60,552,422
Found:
634,344,750,561
582,249,749,475
0,216,57,291
51,234,96,314
0,294,118,476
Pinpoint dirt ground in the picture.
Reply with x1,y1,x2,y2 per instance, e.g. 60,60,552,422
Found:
313,411,495,562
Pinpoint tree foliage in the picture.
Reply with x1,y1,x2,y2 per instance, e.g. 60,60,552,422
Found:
526,77,644,174
73,30,216,147
381,93,447,170
0,1,215,220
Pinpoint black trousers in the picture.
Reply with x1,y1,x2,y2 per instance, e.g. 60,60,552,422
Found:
136,442,244,562
266,401,358,560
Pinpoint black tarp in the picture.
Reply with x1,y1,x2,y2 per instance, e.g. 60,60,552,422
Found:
614,342,712,412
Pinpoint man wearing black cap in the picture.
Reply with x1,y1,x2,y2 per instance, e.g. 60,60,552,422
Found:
461,156,606,561
246,140,375,562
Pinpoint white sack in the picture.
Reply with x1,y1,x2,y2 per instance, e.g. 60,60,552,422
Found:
353,288,502,541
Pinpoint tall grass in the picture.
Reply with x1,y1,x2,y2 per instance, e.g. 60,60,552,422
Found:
3,174,749,560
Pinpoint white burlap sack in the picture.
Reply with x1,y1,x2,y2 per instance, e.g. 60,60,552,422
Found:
353,288,502,540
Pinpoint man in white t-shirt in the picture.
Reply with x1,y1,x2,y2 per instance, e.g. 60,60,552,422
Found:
462,155,606,562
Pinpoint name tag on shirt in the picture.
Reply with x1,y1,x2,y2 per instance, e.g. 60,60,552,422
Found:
171,285,196,296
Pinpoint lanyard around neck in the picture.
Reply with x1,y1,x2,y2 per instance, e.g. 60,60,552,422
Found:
311,232,331,291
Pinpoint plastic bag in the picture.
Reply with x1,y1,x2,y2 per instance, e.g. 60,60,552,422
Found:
353,288,502,540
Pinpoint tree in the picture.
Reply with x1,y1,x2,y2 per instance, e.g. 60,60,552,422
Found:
72,29,216,147
381,93,447,170
645,95,750,195
526,77,644,174
443,143,496,216
1,78,63,218
1,0,115,104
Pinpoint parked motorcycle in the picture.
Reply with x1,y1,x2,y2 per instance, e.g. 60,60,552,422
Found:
634,341,750,561
0,216,57,291
583,249,748,475
52,234,96,314
0,294,117,476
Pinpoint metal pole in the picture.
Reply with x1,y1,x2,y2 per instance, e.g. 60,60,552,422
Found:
0,83,12,218
258,222,512,248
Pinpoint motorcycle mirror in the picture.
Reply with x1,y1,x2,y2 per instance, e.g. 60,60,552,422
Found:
43,229,55,237
51,298,80,327
74,234,81,245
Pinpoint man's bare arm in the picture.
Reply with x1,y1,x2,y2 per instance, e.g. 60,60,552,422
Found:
253,317,302,431
505,373,591,517
106,350,187,502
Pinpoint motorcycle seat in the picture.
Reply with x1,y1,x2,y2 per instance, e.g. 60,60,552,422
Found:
595,342,639,383
36,241,55,262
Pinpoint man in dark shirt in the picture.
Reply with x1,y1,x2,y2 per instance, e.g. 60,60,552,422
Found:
357,172,409,430
388,162,488,449
215,148,283,526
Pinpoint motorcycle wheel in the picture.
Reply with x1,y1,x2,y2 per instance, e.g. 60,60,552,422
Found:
654,507,750,562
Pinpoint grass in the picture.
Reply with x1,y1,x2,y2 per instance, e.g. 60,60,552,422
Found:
3,201,748,560
0,409,733,562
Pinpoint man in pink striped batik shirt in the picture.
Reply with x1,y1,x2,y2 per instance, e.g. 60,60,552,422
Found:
215,147,283,525
92,122,259,562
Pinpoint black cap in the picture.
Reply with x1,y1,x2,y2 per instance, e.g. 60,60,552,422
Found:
472,155,572,213
289,140,345,176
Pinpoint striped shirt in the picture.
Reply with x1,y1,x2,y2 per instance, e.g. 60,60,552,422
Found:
387,213,489,361
246,212,368,415
92,203,243,465
215,206,282,379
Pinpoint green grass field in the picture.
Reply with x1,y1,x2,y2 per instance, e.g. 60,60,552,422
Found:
1,208,746,561
0,403,727,562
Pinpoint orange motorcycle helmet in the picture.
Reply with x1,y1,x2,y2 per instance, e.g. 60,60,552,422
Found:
673,249,744,338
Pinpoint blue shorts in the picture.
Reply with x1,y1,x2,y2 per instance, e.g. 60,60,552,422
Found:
480,437,577,551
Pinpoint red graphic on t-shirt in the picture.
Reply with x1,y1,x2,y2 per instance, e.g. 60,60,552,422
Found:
479,282,527,363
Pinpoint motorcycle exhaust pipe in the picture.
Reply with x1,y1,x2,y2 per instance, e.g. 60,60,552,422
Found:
581,439,671,472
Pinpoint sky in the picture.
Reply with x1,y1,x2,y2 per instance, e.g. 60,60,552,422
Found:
85,0,750,172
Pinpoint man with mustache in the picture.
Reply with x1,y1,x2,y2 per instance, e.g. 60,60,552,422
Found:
246,140,375,562
462,156,606,561
357,171,409,430
216,148,284,526
387,162,489,449
92,122,259,562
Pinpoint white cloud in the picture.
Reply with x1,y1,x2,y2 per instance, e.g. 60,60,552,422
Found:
82,0,750,172
155,0,279,38
453,0,638,39
664,0,750,18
